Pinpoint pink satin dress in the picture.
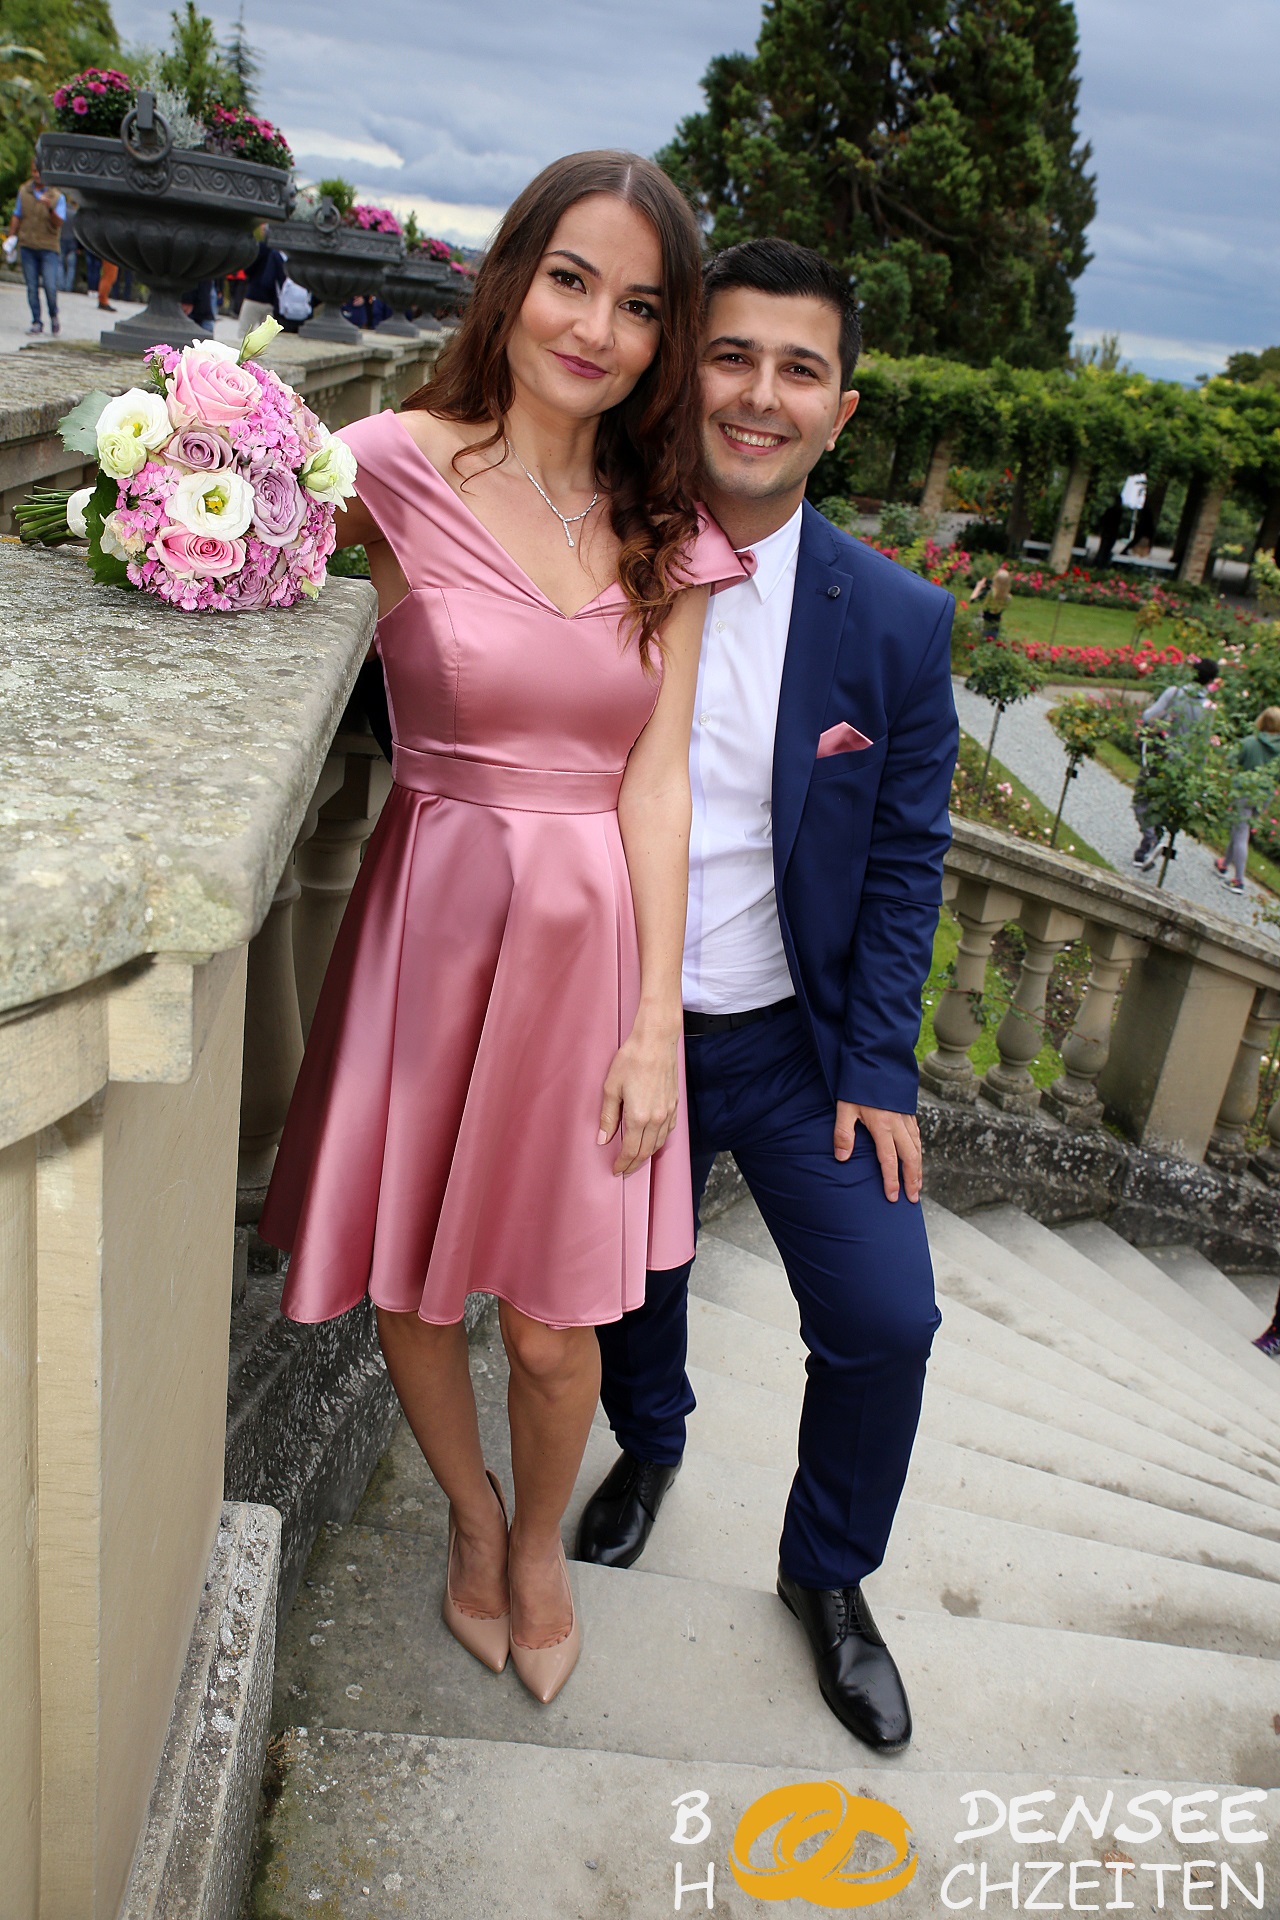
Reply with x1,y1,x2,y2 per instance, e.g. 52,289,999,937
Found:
261,409,746,1328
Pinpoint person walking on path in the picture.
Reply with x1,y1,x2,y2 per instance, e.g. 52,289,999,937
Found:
1215,706,1280,893
1132,656,1219,870
8,156,66,334
261,152,745,1708
576,238,958,1754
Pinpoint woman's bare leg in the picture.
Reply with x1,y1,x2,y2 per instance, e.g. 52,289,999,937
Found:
376,1308,508,1615
500,1302,601,1646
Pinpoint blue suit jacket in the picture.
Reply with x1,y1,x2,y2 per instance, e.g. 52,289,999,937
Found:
772,502,958,1113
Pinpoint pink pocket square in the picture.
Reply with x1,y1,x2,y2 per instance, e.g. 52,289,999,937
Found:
816,722,874,758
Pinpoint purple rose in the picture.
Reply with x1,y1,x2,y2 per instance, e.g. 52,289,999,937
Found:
223,544,287,609
249,462,308,547
166,425,234,471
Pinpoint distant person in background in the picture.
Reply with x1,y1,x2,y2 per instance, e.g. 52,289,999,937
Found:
58,190,80,291
1131,657,1219,870
181,279,217,330
8,156,66,335
1093,495,1124,568
968,562,1012,638
238,233,287,337
96,252,119,313
1214,706,1280,895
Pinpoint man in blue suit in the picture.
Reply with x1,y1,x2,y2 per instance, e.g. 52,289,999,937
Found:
576,238,958,1752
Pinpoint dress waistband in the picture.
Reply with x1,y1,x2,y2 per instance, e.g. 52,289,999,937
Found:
392,744,624,814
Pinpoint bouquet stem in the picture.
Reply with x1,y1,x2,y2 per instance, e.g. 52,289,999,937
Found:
14,488,76,546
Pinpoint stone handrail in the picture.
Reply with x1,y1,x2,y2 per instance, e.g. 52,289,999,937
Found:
0,537,378,1919
929,816,1280,1175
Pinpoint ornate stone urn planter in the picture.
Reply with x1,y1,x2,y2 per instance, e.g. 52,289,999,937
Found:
377,256,474,336
37,94,292,353
266,202,404,344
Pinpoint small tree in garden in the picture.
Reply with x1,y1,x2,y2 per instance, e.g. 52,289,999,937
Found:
1135,715,1234,888
1045,696,1112,847
964,643,1041,807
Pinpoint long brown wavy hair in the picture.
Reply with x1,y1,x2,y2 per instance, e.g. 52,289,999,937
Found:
402,150,704,663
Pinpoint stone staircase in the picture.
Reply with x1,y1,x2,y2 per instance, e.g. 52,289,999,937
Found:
248,1197,1280,1918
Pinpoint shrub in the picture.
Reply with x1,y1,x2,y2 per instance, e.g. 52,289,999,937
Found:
205,105,291,170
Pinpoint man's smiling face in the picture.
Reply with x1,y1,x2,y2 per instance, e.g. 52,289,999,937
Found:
698,286,859,513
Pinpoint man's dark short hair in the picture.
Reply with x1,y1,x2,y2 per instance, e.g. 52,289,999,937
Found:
1194,657,1219,685
702,237,862,386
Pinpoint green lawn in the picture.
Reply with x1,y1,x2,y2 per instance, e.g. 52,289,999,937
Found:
1000,597,1178,652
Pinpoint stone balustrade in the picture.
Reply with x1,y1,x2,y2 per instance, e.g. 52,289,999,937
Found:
0,540,377,1920
929,817,1280,1173
0,330,442,535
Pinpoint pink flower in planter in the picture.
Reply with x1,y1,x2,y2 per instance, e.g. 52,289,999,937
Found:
72,96,87,114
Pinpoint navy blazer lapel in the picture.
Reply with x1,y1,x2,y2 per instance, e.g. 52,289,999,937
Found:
772,502,854,880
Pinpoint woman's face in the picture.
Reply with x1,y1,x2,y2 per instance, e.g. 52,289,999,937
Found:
506,193,664,422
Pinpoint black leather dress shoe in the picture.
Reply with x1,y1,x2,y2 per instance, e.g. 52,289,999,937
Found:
574,1451,681,1569
777,1567,912,1752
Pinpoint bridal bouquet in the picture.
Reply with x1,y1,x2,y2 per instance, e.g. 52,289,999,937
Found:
17,318,356,612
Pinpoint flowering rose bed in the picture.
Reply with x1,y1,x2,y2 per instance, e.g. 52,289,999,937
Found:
52,68,135,137
17,320,357,612
994,563,1191,613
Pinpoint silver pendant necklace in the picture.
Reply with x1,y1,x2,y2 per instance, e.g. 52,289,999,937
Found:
505,437,599,549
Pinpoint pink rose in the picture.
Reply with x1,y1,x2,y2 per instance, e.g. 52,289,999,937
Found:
249,462,308,545
166,348,260,429
167,425,235,471
153,525,246,578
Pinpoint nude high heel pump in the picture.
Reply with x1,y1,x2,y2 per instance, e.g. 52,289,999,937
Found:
509,1539,580,1705
442,1469,510,1673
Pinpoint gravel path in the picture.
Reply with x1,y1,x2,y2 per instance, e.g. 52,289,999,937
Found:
952,678,1278,938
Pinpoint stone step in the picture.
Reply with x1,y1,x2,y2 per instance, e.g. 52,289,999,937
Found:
563,1421,1280,1657
1146,1244,1271,1343
683,1292,1280,1542
271,1518,1280,1785
254,1728,1280,1920
663,1361,1280,1587
691,1233,1280,1499
1054,1216,1280,1410
926,1205,1280,1459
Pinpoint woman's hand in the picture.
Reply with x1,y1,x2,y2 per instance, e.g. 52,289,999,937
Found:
597,1013,681,1175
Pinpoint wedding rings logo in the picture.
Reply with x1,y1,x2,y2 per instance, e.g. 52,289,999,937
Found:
727,1781,918,1907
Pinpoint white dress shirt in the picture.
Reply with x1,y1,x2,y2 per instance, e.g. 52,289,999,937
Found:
682,503,803,1013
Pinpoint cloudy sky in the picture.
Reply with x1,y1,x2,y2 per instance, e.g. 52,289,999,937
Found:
112,0,1278,383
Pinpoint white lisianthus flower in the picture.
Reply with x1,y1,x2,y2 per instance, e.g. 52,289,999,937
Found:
66,487,93,538
95,388,172,476
300,426,358,507
239,315,282,361
191,338,241,361
168,467,255,541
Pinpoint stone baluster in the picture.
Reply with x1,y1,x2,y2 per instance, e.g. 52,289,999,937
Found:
1042,923,1146,1127
981,900,1085,1114
236,756,346,1222
919,878,1022,1103
1211,986,1280,1174
293,729,393,1037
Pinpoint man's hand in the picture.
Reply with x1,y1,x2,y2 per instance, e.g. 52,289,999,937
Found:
834,1102,922,1202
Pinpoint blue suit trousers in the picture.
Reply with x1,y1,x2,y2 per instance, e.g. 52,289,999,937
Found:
596,1003,941,1589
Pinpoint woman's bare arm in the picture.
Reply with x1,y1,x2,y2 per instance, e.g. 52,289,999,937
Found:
600,584,708,1175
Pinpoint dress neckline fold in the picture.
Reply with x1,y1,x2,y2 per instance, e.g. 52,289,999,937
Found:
387,410,621,622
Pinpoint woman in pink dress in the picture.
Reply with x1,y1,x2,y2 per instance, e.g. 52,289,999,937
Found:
260,151,744,1702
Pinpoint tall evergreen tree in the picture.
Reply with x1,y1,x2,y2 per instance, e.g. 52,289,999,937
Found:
659,0,1096,368
221,5,259,110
